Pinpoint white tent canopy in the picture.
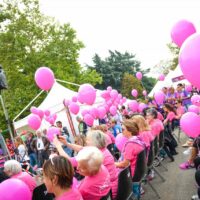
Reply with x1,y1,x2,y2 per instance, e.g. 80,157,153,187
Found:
149,66,190,97
13,82,104,135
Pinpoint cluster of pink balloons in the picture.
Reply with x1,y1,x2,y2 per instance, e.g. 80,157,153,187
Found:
46,126,61,142
35,67,55,91
154,91,165,105
44,112,57,125
191,95,200,107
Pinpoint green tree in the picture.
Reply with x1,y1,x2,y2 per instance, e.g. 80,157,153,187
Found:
87,50,155,93
121,73,143,99
0,0,101,130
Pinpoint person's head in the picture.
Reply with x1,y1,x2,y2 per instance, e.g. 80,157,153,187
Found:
121,105,126,110
162,87,168,94
122,119,139,138
27,132,34,139
15,136,24,147
76,116,82,123
36,130,42,138
0,170,9,183
86,130,106,149
163,103,175,113
177,83,183,92
43,156,74,195
4,160,22,176
145,108,158,122
74,135,86,146
110,118,117,127
56,121,62,128
169,87,175,94
174,99,182,107
76,146,103,176
5,138,10,143
131,115,150,132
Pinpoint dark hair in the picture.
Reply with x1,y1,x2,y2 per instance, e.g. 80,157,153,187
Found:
122,119,139,136
175,99,182,104
142,107,150,117
0,170,9,183
146,108,158,119
43,156,74,189
163,103,176,114
177,83,183,87
121,105,125,109
56,121,62,124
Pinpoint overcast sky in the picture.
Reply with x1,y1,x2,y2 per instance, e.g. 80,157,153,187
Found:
40,0,200,74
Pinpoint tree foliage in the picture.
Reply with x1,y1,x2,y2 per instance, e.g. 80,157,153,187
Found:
121,73,143,99
0,0,101,130
87,50,155,94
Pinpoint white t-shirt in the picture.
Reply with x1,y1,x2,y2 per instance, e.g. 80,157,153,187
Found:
18,144,29,161
37,138,45,150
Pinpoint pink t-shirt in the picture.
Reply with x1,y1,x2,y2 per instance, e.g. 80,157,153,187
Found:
176,106,185,116
166,111,176,122
123,138,144,177
101,148,118,199
12,172,36,193
139,130,154,147
56,189,83,200
104,134,112,146
106,131,115,144
157,112,164,121
150,119,164,137
78,165,111,200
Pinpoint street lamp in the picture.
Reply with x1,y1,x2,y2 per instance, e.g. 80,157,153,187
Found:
0,65,14,159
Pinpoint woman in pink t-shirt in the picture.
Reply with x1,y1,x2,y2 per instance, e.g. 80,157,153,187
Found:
145,108,164,137
76,147,111,200
163,103,177,125
43,156,83,200
115,119,145,178
175,100,185,120
131,115,154,147
53,130,118,199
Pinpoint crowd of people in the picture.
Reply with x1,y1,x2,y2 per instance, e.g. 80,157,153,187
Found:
0,83,200,200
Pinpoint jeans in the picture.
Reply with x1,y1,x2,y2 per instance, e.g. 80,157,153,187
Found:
29,152,37,167
37,150,49,168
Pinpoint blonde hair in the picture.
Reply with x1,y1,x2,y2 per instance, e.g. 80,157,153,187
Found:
15,136,25,147
122,119,139,136
131,115,150,132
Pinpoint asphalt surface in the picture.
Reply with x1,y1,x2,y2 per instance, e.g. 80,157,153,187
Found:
142,129,197,200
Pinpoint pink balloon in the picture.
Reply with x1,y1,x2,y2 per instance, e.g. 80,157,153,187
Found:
35,67,55,91
64,99,71,107
154,91,165,105
110,89,118,99
72,96,78,102
179,33,200,89
110,106,117,116
136,72,142,80
28,114,41,130
30,106,38,115
142,90,147,96
185,85,193,92
138,103,148,113
107,100,113,107
52,113,57,120
47,127,60,142
131,89,138,97
171,19,196,48
122,97,127,103
180,112,200,138
107,86,112,91
188,105,199,114
115,133,128,152
44,110,50,117
158,74,165,81
78,84,96,105
0,179,31,200
37,110,44,119
128,100,139,112
101,90,110,99
118,94,122,99
81,109,89,117
84,113,94,126
191,95,200,106
48,117,55,125
69,102,80,115
98,107,107,119
90,107,99,119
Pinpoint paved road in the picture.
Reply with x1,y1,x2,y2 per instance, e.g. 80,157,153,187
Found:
142,130,197,200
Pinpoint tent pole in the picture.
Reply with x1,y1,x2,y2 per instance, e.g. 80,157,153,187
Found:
56,79,80,87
